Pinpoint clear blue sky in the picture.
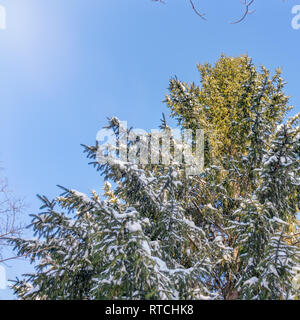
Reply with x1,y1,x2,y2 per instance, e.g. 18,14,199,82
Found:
0,0,299,299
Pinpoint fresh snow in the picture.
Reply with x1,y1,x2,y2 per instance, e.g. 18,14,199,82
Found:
71,190,91,203
244,277,258,286
125,221,142,233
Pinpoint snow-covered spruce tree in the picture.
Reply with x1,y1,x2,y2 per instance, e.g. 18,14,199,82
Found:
10,55,299,300
9,118,214,300
234,115,300,299
164,54,300,299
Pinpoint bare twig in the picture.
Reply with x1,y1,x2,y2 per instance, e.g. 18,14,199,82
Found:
231,0,255,24
153,0,287,24
153,0,206,20
189,0,206,20
0,177,25,264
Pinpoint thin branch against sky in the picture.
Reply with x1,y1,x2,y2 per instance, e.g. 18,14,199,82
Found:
153,0,287,24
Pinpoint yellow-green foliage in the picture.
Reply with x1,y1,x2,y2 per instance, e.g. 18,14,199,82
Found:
165,54,290,164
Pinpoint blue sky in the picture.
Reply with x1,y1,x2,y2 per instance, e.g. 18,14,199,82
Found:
0,0,299,299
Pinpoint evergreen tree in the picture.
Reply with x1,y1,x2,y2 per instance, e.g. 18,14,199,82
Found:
9,55,299,300
165,54,300,299
10,118,213,300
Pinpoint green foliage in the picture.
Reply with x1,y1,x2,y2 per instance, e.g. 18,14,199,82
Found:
9,55,300,300
165,54,290,166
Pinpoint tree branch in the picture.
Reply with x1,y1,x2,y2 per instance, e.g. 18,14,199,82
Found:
189,0,206,20
231,0,255,24
152,0,288,24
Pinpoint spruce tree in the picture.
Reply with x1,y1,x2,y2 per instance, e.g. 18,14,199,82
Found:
9,55,299,300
